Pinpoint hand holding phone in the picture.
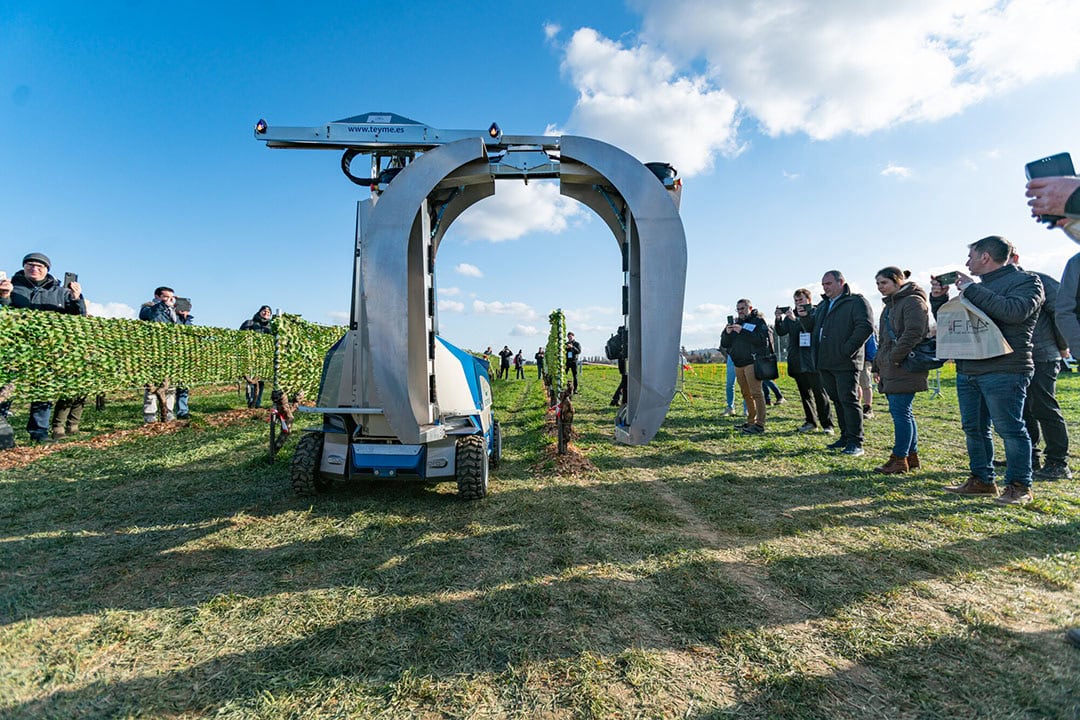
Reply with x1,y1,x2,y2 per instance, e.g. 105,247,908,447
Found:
1026,153,1076,225
934,271,959,286
63,272,78,288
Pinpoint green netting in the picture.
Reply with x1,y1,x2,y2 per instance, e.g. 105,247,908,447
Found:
0,309,343,401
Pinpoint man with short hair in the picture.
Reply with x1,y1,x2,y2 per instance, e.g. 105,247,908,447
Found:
565,332,582,393
931,235,1043,505
721,299,770,434
139,286,179,422
0,252,86,443
800,270,874,455
498,345,513,380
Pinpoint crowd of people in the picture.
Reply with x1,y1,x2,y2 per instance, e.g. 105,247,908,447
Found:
719,174,1080,515
0,258,274,448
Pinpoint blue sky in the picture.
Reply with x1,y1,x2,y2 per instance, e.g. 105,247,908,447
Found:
4,1,1080,357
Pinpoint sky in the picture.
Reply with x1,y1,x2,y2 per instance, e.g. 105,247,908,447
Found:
4,0,1080,358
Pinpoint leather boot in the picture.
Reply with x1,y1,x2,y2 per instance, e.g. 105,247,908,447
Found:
874,453,909,474
907,451,920,470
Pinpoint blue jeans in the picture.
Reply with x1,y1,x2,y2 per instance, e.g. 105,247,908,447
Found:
28,401,52,441
956,372,1033,487
725,355,736,410
886,393,918,456
176,387,189,417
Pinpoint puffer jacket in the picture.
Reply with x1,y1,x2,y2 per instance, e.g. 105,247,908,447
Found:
240,314,273,334
720,310,770,367
1026,270,1066,363
799,285,875,372
930,263,1043,375
873,282,930,394
6,270,86,315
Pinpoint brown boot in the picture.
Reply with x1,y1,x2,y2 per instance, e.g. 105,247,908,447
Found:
907,451,920,470
944,476,999,496
874,454,909,474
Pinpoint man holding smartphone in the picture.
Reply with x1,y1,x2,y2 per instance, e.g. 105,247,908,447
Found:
930,236,1043,505
0,252,87,444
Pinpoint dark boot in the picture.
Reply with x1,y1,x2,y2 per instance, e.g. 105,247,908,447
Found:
874,454,909,474
907,451,920,470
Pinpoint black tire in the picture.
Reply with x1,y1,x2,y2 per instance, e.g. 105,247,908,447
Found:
290,431,329,496
490,420,502,470
455,434,489,500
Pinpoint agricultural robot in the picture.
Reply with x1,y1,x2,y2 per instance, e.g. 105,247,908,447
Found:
254,112,687,499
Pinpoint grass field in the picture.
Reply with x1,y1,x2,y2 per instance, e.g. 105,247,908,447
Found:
1,366,1078,719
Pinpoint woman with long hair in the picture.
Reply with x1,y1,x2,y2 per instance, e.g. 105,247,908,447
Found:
872,267,930,473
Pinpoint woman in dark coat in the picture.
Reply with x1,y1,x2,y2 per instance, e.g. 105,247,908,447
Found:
872,267,930,474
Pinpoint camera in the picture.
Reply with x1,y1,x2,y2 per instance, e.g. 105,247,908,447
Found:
1026,152,1075,225
934,271,959,286
777,306,791,314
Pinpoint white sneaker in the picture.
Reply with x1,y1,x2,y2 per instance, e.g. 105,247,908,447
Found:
822,426,835,435
796,422,816,433
721,407,735,416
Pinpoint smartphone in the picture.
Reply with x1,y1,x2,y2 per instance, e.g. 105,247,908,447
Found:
801,303,813,314
726,315,735,325
0,271,7,282
63,272,77,288
1026,152,1074,181
935,271,959,286
777,306,791,314
1026,153,1076,225
175,297,192,313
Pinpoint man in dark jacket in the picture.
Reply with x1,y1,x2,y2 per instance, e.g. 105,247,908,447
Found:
1010,254,1071,480
139,286,179,422
931,235,1043,505
721,299,771,434
776,288,834,434
0,252,86,443
497,346,513,380
565,332,582,393
240,305,273,407
799,270,874,455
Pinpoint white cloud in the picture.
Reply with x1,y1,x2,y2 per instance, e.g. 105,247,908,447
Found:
510,324,540,336
881,163,913,179
559,27,741,177
782,170,800,181
635,0,1080,140
692,302,730,316
544,22,561,41
86,301,136,319
438,286,461,296
455,263,483,278
438,299,465,313
473,300,538,319
327,310,350,322
453,181,590,242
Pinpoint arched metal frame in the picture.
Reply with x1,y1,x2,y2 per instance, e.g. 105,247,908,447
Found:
361,137,687,445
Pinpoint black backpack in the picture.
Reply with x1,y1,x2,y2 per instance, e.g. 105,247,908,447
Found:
605,327,627,360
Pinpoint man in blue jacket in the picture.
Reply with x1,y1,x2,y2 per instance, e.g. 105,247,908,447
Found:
139,286,179,422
